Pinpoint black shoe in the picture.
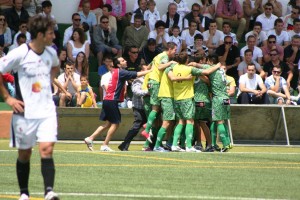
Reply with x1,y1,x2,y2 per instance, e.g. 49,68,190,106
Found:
205,145,214,152
118,143,128,151
213,145,221,152
221,146,230,153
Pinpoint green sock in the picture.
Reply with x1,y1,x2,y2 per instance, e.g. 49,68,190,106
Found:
172,124,183,146
145,111,157,133
217,123,230,147
185,124,194,148
210,122,217,146
224,123,231,144
154,127,166,148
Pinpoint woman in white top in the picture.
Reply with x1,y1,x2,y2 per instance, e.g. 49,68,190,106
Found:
67,28,89,63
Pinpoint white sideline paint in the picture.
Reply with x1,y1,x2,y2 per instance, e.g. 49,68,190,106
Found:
0,192,288,200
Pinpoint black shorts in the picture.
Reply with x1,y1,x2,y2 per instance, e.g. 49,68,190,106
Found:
100,100,121,124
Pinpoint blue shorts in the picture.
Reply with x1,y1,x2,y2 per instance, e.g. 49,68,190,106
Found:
100,100,121,124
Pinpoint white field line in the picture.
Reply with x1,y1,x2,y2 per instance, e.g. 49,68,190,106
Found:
0,192,288,200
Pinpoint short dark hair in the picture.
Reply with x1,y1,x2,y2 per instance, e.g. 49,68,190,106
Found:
207,54,218,64
244,49,253,55
28,15,55,40
113,57,121,68
71,28,86,44
16,33,26,42
247,63,256,69
178,51,188,64
253,21,262,28
294,18,300,25
103,4,112,12
268,34,277,41
164,42,177,51
155,20,166,29
264,2,273,8
42,0,52,8
194,34,203,41
189,19,197,27
72,13,80,20
100,15,109,22
274,18,283,26
222,21,231,27
134,13,143,20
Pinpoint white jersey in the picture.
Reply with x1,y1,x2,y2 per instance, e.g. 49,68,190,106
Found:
0,44,59,119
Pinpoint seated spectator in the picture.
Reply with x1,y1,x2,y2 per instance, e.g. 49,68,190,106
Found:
265,66,292,104
215,0,246,42
93,15,122,66
144,0,160,32
78,0,103,20
169,0,190,19
78,0,97,30
161,3,183,34
77,75,97,108
216,35,241,82
240,35,263,65
202,19,224,55
5,0,29,36
199,0,216,19
0,0,13,11
261,35,284,63
181,20,202,50
131,0,148,25
286,0,300,15
140,38,160,65
243,0,263,32
266,0,282,17
8,32,25,52
283,6,300,31
183,3,209,32
125,45,145,72
63,13,91,48
99,4,117,32
263,49,289,81
12,20,30,46
238,49,265,78
98,55,113,101
238,63,268,104
67,28,90,63
74,51,89,76
245,21,267,47
187,34,208,59
255,3,278,34
288,18,300,38
58,48,67,74
122,13,148,53
267,18,290,48
23,0,42,17
168,25,182,54
57,62,81,107
222,22,238,46
0,13,12,53
148,20,170,52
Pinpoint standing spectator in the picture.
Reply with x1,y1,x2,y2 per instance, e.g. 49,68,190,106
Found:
265,66,291,104
131,0,148,24
267,18,290,48
215,0,246,42
244,21,267,47
199,0,216,19
93,15,122,66
261,35,284,63
66,28,90,63
222,22,238,46
289,18,300,38
255,3,278,34
84,57,151,151
122,13,148,53
183,3,209,32
0,15,60,200
265,0,282,17
99,4,117,32
0,13,12,53
78,0,97,30
243,0,263,32
240,35,263,65
63,13,91,48
168,0,190,19
74,51,89,76
161,3,183,34
263,49,289,80
181,20,202,50
284,35,300,90
238,63,268,104
216,35,241,82
283,6,300,31
144,0,160,32
5,0,29,36
202,19,224,55
140,38,161,65
148,20,170,52
238,49,265,78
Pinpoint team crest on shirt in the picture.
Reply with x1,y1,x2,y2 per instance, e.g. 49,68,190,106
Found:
32,82,42,93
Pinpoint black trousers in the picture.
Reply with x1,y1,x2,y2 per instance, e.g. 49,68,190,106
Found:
237,92,269,104
119,107,147,150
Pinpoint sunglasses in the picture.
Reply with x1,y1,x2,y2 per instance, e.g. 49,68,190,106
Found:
101,21,109,24
73,18,81,21
268,41,276,44
21,25,27,28
265,8,272,10
272,70,281,74
130,51,139,54
225,42,232,44
192,9,200,12
0,18,5,21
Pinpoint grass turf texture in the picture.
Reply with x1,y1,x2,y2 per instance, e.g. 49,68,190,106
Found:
0,140,300,200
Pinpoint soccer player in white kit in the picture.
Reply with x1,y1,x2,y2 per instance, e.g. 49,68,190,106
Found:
0,15,60,200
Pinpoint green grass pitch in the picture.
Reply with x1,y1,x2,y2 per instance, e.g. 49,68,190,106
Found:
1,140,300,200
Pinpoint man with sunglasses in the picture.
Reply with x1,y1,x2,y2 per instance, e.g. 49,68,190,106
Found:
283,6,300,31
265,66,292,104
255,3,278,34
261,35,284,63
183,3,209,32
264,49,289,80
